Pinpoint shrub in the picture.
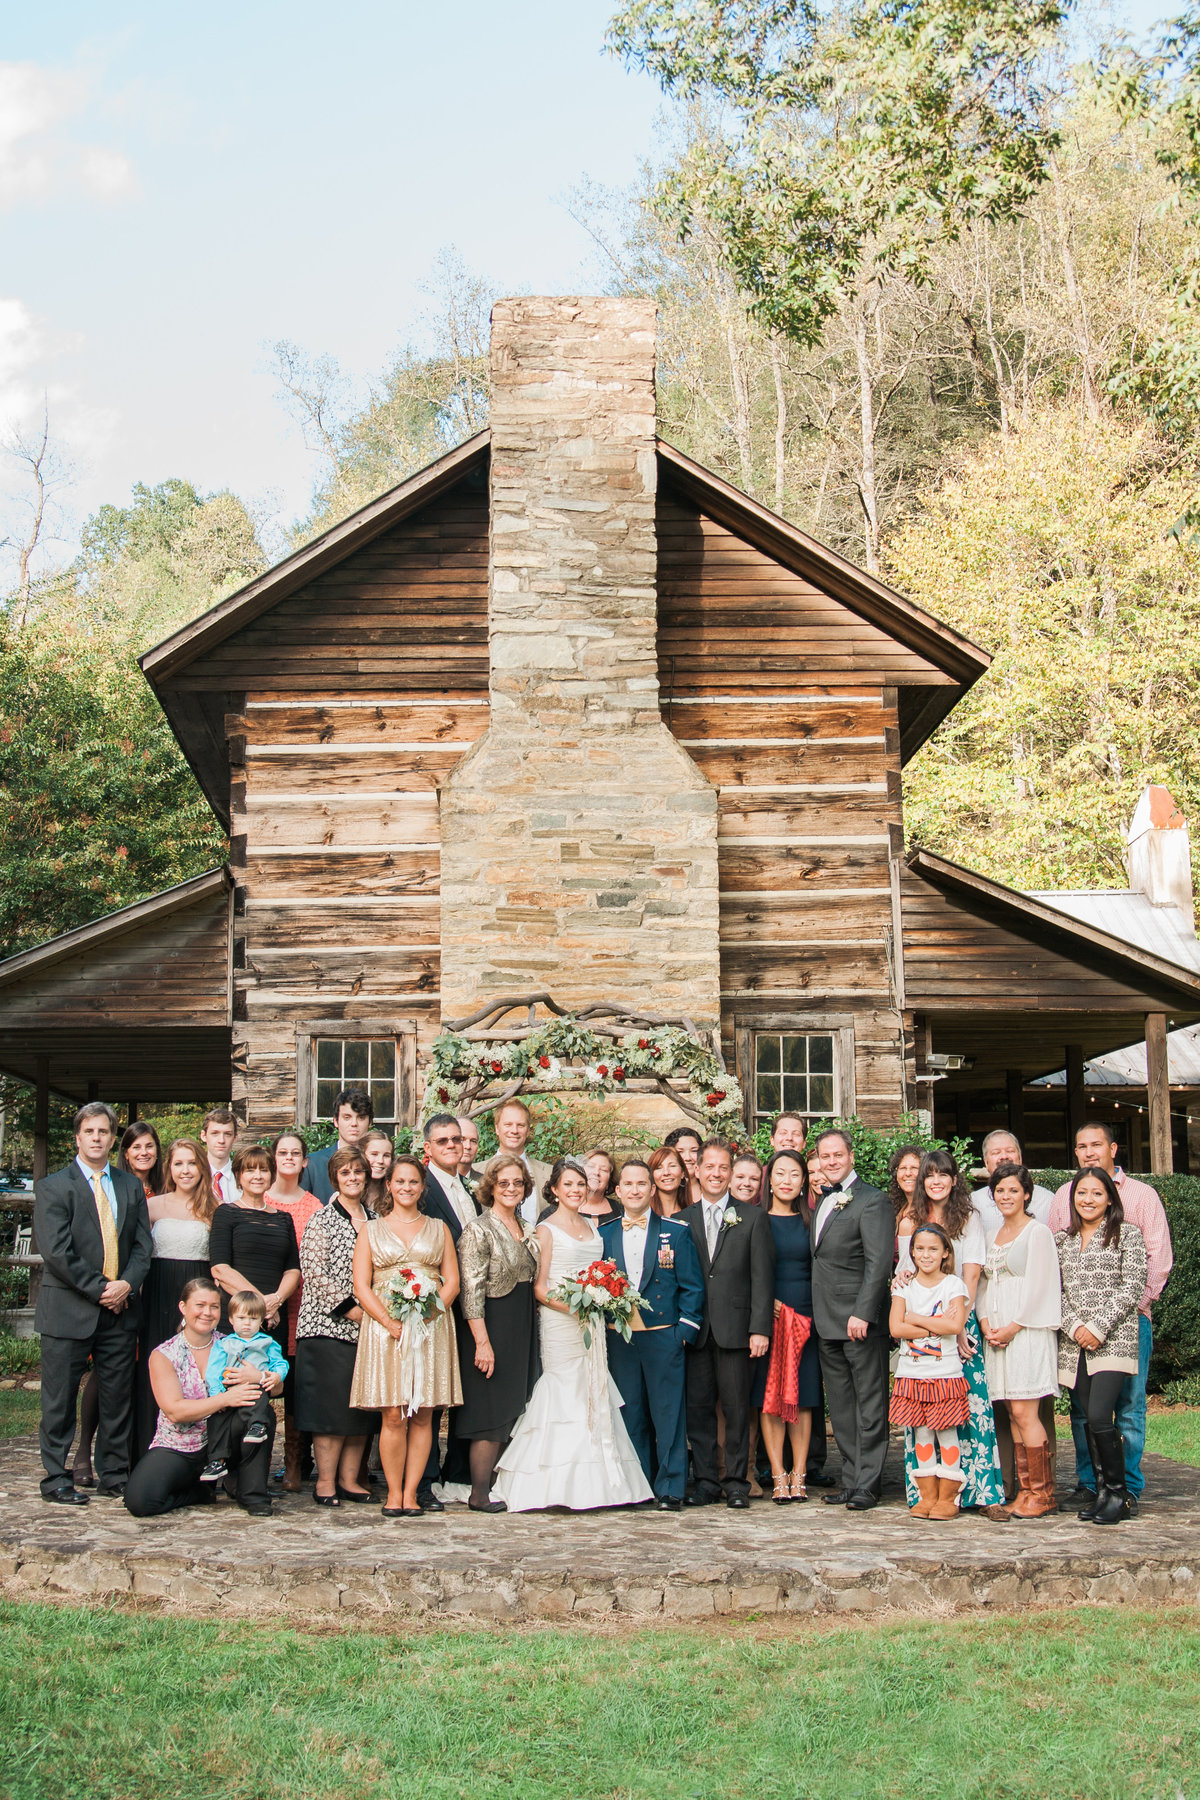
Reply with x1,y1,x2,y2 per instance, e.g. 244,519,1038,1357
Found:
1034,1168,1200,1391
0,1332,40,1378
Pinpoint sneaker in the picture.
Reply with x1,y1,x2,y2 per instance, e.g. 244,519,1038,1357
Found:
242,1423,269,1446
200,1460,228,1483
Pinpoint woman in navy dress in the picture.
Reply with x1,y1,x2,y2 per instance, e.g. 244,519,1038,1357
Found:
752,1149,821,1502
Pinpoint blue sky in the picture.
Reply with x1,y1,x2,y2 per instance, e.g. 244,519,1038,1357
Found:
0,0,1173,572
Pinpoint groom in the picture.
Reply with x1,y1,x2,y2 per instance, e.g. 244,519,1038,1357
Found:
683,1138,775,1508
600,1159,705,1511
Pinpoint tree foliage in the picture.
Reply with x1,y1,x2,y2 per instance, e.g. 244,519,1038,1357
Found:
890,406,1200,889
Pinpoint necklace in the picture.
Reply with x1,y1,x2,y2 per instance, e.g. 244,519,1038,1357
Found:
183,1328,215,1350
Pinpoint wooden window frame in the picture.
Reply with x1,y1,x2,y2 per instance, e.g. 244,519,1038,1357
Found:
294,1018,418,1129
733,1013,856,1132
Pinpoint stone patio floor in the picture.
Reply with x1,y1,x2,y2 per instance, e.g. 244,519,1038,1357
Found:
2,1433,1198,1623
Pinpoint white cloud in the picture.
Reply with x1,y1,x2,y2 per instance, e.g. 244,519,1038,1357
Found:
0,62,135,208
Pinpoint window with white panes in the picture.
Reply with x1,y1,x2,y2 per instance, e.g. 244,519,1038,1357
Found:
753,1032,837,1124
315,1038,398,1127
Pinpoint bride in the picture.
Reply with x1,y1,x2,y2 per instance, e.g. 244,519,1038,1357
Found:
494,1155,652,1512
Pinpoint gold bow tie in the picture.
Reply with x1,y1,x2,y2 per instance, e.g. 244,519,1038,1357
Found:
622,1217,648,1230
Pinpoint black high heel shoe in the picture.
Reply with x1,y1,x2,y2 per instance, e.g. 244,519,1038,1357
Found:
335,1484,375,1504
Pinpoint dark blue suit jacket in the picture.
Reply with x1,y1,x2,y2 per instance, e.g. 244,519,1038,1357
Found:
599,1212,705,1344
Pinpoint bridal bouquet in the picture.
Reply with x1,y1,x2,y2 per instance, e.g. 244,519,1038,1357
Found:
385,1265,446,1326
550,1258,649,1347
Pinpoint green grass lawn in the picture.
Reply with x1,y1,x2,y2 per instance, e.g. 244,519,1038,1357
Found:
0,1386,40,1439
0,1603,1196,1800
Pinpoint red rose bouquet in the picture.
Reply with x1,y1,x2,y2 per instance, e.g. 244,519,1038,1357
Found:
549,1257,649,1346
385,1264,445,1326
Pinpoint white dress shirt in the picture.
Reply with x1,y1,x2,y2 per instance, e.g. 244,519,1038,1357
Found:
813,1170,857,1245
622,1214,649,1288
971,1182,1054,1238
426,1163,476,1231
76,1155,117,1220
209,1160,240,1205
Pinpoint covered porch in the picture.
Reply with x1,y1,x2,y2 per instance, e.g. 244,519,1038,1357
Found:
903,851,1200,1172
0,870,232,1178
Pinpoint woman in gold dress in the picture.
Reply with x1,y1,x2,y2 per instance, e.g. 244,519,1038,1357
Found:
351,1154,461,1516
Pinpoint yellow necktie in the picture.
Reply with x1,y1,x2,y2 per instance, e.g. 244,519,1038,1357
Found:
91,1174,120,1280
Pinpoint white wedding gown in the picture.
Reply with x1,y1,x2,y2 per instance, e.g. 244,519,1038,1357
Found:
494,1218,653,1512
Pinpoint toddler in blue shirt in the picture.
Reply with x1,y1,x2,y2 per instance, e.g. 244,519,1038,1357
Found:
201,1291,289,1485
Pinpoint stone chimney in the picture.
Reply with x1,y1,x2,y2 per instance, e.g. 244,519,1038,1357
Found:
438,297,721,1023
1126,784,1195,930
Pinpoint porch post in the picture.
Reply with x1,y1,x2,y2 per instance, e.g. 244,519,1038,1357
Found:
1065,1044,1085,1154
33,1057,50,1183
1146,1011,1173,1174
1005,1069,1025,1142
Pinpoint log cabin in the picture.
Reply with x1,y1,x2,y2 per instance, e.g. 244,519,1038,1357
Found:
2,297,1199,1176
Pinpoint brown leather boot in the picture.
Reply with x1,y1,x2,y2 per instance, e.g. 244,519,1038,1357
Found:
281,1418,303,1493
930,1477,961,1520
1002,1443,1029,1515
1011,1443,1057,1518
910,1476,938,1518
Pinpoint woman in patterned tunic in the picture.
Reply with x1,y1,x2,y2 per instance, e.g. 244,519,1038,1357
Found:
896,1149,1005,1514
1056,1168,1147,1525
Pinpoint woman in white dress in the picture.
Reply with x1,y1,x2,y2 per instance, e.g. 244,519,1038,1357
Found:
494,1156,652,1512
976,1162,1062,1519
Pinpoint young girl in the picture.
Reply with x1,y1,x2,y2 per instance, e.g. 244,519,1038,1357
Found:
889,1225,970,1520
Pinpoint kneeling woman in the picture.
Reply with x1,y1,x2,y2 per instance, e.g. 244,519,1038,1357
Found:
351,1155,462,1516
125,1278,280,1517
889,1226,971,1520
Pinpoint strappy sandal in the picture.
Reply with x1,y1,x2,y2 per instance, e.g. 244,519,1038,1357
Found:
789,1472,808,1503
772,1480,792,1505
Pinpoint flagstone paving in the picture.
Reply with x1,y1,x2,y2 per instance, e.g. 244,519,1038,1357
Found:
1,1433,1197,1622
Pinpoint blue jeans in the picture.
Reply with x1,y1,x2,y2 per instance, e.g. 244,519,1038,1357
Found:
1069,1313,1152,1495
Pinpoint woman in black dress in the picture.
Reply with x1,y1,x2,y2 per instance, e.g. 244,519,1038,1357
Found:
208,1146,300,1348
455,1154,540,1512
293,1147,378,1506
754,1149,821,1503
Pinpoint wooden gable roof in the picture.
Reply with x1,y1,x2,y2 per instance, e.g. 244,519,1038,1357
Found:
0,869,232,1102
903,850,1200,1080
140,431,989,827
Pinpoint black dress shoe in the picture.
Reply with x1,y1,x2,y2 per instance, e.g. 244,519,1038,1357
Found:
822,1488,851,1505
655,1496,683,1511
807,1471,838,1489
43,1485,89,1506
95,1482,126,1499
726,1493,750,1509
684,1489,720,1508
416,1492,445,1513
846,1490,879,1511
1066,1483,1097,1506
468,1499,508,1513
240,1502,273,1517
335,1484,375,1504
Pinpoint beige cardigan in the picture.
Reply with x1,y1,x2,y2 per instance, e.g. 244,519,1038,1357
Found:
1055,1224,1147,1383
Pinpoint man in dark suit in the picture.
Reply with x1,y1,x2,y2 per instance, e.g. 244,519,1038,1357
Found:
416,1112,481,1509
683,1137,775,1508
301,1088,374,1203
34,1102,152,1504
809,1128,895,1511
600,1159,705,1510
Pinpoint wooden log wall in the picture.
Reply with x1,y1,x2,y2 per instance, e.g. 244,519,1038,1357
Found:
656,485,943,1127
216,483,490,1130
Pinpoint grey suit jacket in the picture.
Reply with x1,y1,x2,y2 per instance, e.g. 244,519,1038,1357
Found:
809,1178,895,1341
33,1161,153,1338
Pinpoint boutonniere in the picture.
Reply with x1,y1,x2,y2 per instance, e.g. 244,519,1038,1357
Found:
722,1207,739,1228
832,1192,853,1213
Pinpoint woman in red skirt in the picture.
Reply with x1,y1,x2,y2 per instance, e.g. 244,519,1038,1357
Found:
889,1225,970,1520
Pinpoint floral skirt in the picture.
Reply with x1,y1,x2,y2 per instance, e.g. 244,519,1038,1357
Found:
903,1328,1003,1508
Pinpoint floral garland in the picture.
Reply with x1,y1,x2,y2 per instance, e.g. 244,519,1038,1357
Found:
421,1014,744,1126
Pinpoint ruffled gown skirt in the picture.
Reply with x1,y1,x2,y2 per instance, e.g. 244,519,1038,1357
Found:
493,1303,653,1512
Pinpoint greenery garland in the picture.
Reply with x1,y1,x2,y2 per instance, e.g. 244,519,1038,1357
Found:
422,1014,744,1126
